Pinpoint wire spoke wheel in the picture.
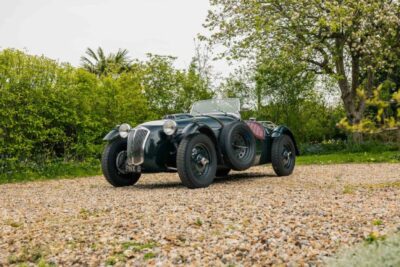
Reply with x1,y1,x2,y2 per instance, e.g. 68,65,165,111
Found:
115,151,128,174
231,133,250,160
190,144,211,178
101,138,141,187
177,133,217,189
281,145,294,168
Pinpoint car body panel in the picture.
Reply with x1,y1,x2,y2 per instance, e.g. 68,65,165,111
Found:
103,128,120,141
271,125,300,155
103,112,299,173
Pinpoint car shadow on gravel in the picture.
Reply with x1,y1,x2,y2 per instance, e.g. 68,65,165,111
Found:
214,172,276,183
135,181,184,189
133,172,276,189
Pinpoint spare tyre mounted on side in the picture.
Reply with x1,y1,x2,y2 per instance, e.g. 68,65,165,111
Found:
220,121,256,170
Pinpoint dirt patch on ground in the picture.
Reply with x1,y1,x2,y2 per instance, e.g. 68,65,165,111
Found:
1,164,399,266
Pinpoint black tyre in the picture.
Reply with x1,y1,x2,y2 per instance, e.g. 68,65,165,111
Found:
220,122,256,171
216,168,231,177
177,133,217,189
101,138,141,187
271,135,296,176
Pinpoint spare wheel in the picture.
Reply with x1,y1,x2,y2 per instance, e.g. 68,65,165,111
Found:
220,122,256,170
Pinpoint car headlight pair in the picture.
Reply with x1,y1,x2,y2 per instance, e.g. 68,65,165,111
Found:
119,120,176,138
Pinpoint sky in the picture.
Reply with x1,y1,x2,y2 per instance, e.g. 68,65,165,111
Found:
0,0,229,73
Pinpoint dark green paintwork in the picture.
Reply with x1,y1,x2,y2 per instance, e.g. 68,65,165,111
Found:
103,128,119,141
103,113,299,173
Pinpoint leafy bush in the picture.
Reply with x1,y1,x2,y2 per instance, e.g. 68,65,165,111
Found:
0,49,212,181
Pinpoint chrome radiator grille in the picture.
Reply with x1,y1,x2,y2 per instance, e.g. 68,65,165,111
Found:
127,127,150,165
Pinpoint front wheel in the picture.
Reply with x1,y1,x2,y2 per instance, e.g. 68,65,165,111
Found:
271,135,296,176
101,138,141,187
177,134,217,189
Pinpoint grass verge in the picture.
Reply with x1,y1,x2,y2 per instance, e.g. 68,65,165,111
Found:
297,151,400,165
0,159,100,184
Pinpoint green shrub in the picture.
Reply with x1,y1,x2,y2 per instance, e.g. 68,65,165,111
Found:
0,159,100,184
0,49,214,182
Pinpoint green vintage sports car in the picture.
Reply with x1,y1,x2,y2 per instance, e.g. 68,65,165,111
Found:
102,98,299,189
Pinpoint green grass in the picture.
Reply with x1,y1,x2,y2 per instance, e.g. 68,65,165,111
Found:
297,151,400,165
194,218,203,226
372,219,384,226
0,159,101,184
7,244,52,266
143,252,157,260
121,241,157,251
326,231,400,266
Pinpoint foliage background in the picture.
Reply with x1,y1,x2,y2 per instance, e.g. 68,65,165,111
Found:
0,46,397,182
0,49,213,180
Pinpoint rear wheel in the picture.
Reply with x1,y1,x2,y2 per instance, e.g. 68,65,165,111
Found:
101,139,141,187
271,135,296,176
177,134,217,189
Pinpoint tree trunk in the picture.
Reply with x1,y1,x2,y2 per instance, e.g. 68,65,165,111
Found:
256,87,262,112
335,38,365,127
335,39,358,123
335,38,365,143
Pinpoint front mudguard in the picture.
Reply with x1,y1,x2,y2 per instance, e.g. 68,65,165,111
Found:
181,122,223,164
271,126,300,155
181,122,201,138
181,122,218,141
103,128,120,142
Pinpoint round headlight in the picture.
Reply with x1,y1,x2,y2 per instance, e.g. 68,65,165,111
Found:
118,123,131,138
163,120,177,136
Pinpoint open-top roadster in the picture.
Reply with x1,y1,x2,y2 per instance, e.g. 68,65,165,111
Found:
102,98,299,188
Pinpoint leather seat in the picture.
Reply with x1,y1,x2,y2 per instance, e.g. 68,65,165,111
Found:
246,121,265,140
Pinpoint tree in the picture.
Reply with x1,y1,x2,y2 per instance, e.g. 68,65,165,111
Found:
142,54,213,115
177,59,214,111
255,53,315,130
218,67,256,109
141,54,182,115
203,0,400,133
192,40,215,91
217,52,343,143
80,47,132,76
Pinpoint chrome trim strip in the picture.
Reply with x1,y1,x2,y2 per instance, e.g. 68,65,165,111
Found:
126,129,136,166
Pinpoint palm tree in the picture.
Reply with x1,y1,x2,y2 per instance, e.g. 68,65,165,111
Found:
109,48,131,72
80,47,132,76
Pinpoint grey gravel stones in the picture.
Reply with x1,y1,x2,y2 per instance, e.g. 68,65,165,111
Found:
0,163,399,266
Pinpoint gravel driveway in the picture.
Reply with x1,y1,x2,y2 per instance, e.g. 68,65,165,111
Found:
1,164,399,266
